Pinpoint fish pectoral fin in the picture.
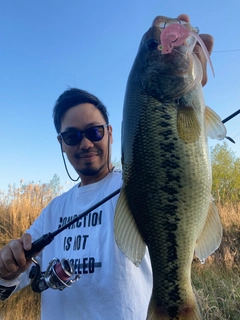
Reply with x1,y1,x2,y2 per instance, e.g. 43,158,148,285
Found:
195,196,223,262
205,105,227,140
177,105,201,143
114,186,146,266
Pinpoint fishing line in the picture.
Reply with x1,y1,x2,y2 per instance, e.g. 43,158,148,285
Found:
213,49,240,53
232,132,240,139
225,130,240,144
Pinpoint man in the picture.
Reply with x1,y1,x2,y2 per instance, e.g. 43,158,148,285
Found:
0,14,213,319
0,88,153,319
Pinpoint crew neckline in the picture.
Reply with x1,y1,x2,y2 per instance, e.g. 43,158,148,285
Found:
76,171,115,193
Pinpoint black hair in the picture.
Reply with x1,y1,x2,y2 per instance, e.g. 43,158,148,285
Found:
53,88,109,133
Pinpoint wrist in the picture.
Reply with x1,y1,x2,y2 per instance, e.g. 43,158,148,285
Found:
0,273,21,281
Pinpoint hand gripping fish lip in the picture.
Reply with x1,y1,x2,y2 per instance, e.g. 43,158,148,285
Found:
158,22,215,77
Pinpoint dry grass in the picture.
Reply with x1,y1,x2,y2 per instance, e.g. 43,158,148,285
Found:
0,286,40,320
0,183,239,319
0,181,57,320
192,203,240,319
192,264,240,319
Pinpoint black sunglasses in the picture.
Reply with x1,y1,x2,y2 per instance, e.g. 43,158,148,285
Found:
59,124,108,146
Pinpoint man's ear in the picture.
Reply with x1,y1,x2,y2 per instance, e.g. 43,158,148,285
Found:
57,135,65,152
108,125,113,144
57,135,62,144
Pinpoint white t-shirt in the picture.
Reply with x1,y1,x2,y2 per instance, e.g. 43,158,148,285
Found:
0,171,153,320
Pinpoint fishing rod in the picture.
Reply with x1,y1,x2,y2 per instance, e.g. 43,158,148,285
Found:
25,187,121,259
222,108,240,144
23,187,121,293
222,109,240,124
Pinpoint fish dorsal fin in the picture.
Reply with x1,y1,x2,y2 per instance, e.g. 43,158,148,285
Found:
177,105,201,143
205,106,227,140
114,186,146,266
195,196,223,263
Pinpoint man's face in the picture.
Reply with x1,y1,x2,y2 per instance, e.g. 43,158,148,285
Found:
58,103,113,185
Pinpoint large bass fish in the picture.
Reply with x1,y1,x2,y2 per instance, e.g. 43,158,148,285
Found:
115,16,226,320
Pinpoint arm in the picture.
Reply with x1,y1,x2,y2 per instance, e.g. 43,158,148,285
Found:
0,207,46,300
0,233,33,281
0,233,35,300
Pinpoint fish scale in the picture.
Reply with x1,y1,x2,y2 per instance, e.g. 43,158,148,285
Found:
115,15,225,320
124,97,209,317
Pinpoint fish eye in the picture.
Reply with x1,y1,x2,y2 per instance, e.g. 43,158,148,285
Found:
147,39,159,50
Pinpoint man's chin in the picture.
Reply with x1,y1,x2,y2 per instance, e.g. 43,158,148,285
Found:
78,165,104,177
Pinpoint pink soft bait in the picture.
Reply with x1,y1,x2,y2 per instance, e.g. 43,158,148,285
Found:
159,23,214,76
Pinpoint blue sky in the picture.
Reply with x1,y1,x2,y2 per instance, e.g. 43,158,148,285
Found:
1,0,240,192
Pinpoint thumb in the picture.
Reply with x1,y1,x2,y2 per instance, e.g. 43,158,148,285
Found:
20,233,32,251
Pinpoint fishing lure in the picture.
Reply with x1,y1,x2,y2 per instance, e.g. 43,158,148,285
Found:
159,23,215,77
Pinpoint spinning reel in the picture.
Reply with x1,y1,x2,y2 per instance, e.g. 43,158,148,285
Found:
29,257,80,293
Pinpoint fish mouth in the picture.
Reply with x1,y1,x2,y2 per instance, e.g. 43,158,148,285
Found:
146,16,197,67
152,17,195,37
144,38,194,75
140,29,201,100
143,25,194,74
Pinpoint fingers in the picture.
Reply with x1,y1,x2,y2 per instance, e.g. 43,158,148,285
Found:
176,14,190,22
21,233,32,251
198,34,214,55
0,234,32,280
194,34,214,86
176,14,214,55
177,13,214,87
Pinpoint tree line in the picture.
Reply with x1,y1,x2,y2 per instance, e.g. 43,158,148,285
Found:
211,142,240,204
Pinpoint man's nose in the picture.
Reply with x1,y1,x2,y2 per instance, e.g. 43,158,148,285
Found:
78,135,94,149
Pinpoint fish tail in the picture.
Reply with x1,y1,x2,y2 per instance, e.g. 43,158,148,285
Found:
146,297,202,320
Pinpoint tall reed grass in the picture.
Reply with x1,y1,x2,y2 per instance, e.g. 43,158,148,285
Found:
0,181,60,320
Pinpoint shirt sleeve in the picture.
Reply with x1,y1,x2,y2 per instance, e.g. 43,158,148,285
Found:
0,272,31,301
